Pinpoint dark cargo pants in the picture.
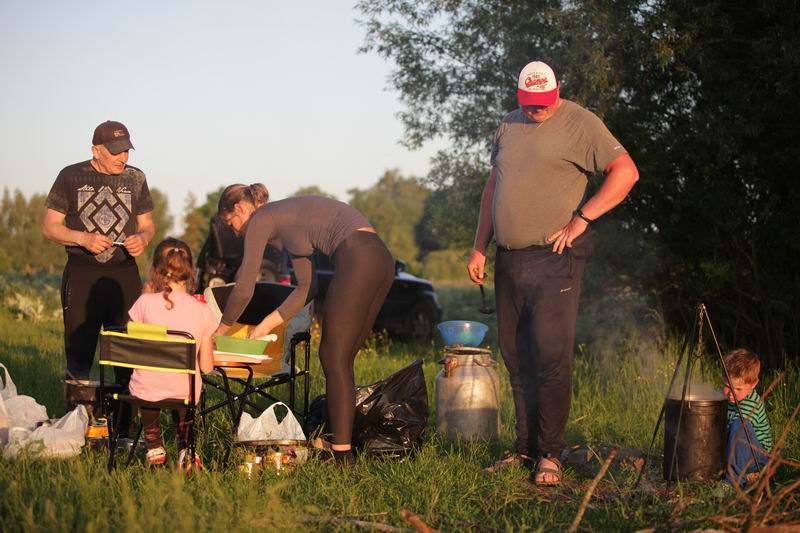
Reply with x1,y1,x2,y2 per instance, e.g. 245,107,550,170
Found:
495,229,594,458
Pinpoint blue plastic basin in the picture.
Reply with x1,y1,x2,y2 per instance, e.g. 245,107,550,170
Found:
437,320,489,347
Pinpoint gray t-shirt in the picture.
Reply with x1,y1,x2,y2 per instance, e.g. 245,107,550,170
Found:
221,196,369,325
490,100,627,248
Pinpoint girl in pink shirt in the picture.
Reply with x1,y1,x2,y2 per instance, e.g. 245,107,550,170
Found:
127,238,215,468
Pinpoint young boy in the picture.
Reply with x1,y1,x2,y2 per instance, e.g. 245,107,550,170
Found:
722,348,773,487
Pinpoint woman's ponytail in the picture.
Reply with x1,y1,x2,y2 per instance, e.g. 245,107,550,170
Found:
217,182,269,217
248,183,269,206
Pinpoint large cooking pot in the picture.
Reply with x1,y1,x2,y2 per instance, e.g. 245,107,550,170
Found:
663,388,727,481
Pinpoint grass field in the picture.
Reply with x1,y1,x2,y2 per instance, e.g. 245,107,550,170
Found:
0,275,798,532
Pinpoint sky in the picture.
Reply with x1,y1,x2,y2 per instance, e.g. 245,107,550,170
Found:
0,1,441,232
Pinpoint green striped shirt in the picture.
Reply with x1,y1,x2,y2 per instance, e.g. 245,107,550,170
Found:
727,389,773,453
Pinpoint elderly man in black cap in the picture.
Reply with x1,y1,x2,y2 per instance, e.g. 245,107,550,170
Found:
42,120,155,414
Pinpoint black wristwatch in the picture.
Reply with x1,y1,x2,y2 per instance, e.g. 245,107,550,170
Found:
575,208,593,224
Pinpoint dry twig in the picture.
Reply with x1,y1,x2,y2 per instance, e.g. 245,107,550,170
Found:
400,509,441,533
747,400,798,514
568,446,618,533
687,394,800,532
752,401,800,527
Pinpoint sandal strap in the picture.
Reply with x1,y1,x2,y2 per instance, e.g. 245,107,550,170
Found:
540,455,562,468
534,455,563,484
485,451,534,472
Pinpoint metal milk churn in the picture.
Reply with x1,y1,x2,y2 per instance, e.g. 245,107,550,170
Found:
435,346,500,440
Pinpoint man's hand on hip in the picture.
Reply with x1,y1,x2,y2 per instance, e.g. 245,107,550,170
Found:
467,249,487,284
548,217,589,255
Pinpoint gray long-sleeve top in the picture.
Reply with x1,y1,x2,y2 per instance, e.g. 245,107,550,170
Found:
220,196,370,326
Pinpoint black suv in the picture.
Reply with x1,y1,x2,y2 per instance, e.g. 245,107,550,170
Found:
196,219,442,341
196,217,290,290
301,253,442,341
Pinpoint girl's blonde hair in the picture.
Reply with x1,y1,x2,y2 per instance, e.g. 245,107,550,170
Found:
148,237,195,310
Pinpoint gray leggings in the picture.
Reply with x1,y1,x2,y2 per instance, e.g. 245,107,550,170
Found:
319,231,394,445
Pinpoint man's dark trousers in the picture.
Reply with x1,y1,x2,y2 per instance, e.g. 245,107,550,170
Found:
495,230,594,459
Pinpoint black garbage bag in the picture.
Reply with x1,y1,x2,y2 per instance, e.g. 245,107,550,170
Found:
306,359,429,456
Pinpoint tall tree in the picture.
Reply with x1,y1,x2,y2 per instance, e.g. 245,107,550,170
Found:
0,189,63,272
180,193,207,256
290,185,338,200
180,186,225,258
348,170,429,270
358,0,800,364
138,187,173,273
623,0,800,366
358,0,646,245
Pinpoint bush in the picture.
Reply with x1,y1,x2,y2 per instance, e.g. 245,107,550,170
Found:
0,272,61,322
421,249,469,281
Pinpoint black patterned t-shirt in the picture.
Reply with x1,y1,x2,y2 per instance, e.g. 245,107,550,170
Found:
45,160,153,266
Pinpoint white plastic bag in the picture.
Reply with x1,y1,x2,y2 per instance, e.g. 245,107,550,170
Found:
0,362,18,430
0,381,10,432
4,404,89,459
0,362,18,399
237,402,306,442
0,363,48,431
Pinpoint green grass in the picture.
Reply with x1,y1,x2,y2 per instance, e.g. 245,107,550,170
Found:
0,281,798,532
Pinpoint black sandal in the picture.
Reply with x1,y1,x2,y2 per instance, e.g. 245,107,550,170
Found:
484,450,535,473
314,440,356,468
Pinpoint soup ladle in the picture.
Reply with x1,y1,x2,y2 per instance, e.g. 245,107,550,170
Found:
478,274,495,315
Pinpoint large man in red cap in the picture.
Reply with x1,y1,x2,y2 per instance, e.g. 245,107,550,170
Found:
467,61,639,484
42,120,155,414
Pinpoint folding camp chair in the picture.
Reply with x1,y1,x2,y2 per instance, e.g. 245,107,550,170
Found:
99,323,198,472
200,282,311,432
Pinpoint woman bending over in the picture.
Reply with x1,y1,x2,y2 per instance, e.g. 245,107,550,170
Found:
214,184,394,466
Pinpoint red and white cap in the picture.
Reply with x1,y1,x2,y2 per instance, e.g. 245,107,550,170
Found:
517,61,559,107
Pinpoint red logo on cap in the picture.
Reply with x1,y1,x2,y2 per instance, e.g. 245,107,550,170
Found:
525,75,549,90
113,129,125,138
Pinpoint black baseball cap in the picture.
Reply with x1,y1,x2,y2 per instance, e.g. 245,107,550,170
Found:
92,120,134,155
